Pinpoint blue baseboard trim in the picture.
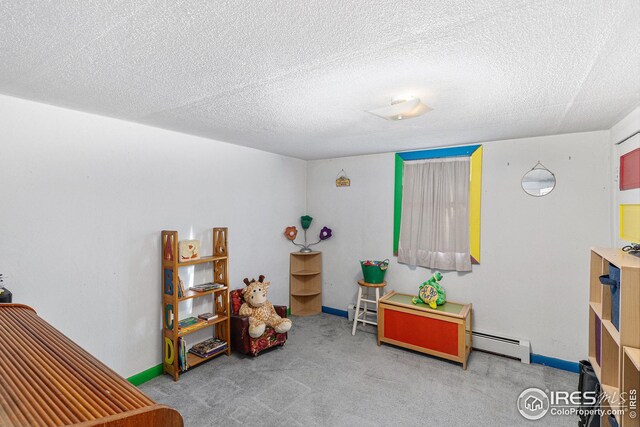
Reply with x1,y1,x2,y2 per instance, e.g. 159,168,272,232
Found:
531,354,579,373
322,306,348,318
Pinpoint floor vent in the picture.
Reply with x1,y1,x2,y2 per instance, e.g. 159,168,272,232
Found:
472,330,530,363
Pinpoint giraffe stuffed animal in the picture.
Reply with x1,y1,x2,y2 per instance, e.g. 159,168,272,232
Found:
239,275,292,338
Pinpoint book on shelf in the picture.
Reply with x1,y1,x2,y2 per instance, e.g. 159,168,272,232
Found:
178,321,206,334
177,276,186,298
189,344,227,359
188,338,227,358
189,282,225,292
178,337,188,371
178,317,199,329
198,312,218,322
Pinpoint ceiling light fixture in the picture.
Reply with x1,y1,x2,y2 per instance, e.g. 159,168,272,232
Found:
366,96,432,121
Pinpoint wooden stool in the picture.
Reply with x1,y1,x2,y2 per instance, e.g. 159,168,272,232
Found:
352,280,386,335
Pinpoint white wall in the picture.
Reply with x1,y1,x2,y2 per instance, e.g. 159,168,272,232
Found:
307,132,611,362
0,94,306,377
610,106,640,247
0,91,622,373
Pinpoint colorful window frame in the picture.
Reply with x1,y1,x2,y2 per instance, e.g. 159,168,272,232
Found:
393,144,483,263
620,204,640,242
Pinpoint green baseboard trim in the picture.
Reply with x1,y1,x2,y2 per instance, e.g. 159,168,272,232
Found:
127,363,163,386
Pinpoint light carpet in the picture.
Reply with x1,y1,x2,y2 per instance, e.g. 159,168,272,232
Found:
140,313,577,426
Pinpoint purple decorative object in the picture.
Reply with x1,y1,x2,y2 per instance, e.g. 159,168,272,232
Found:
319,227,332,241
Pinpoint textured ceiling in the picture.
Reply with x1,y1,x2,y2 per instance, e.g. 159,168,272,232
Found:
1,1,639,160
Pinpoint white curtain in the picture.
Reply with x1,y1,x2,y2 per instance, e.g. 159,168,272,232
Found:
398,157,472,272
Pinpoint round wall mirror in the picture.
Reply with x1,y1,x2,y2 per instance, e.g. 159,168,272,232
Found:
522,164,555,197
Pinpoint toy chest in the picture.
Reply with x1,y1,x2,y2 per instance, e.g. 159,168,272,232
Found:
377,291,472,369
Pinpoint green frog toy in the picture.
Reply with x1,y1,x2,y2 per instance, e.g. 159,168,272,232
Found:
412,271,446,309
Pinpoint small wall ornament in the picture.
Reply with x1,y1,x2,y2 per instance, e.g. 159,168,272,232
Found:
521,161,556,197
284,215,333,252
336,169,350,187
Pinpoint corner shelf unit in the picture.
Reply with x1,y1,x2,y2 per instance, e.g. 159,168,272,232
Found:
588,248,640,426
290,251,322,316
162,228,230,381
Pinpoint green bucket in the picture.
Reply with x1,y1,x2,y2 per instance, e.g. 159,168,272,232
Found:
360,259,389,284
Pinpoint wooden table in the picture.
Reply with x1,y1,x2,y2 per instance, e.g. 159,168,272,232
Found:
377,291,472,369
0,304,183,426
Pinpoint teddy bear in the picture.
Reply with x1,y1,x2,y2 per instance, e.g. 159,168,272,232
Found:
239,275,292,338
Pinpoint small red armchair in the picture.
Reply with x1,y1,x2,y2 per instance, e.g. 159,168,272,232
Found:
230,289,288,356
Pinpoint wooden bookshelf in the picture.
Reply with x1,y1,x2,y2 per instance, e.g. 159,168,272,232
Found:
179,286,228,302
601,325,620,390
589,355,602,380
291,289,321,296
292,269,322,276
588,247,640,425
622,346,640,427
162,228,231,381
291,308,321,317
185,347,228,369
178,255,227,266
590,301,602,318
626,347,640,370
589,306,602,376
290,251,322,316
173,315,230,337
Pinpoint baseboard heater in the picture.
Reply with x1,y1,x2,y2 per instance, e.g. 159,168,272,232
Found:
472,330,530,364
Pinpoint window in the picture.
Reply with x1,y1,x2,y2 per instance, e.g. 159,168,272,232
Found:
393,145,482,271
